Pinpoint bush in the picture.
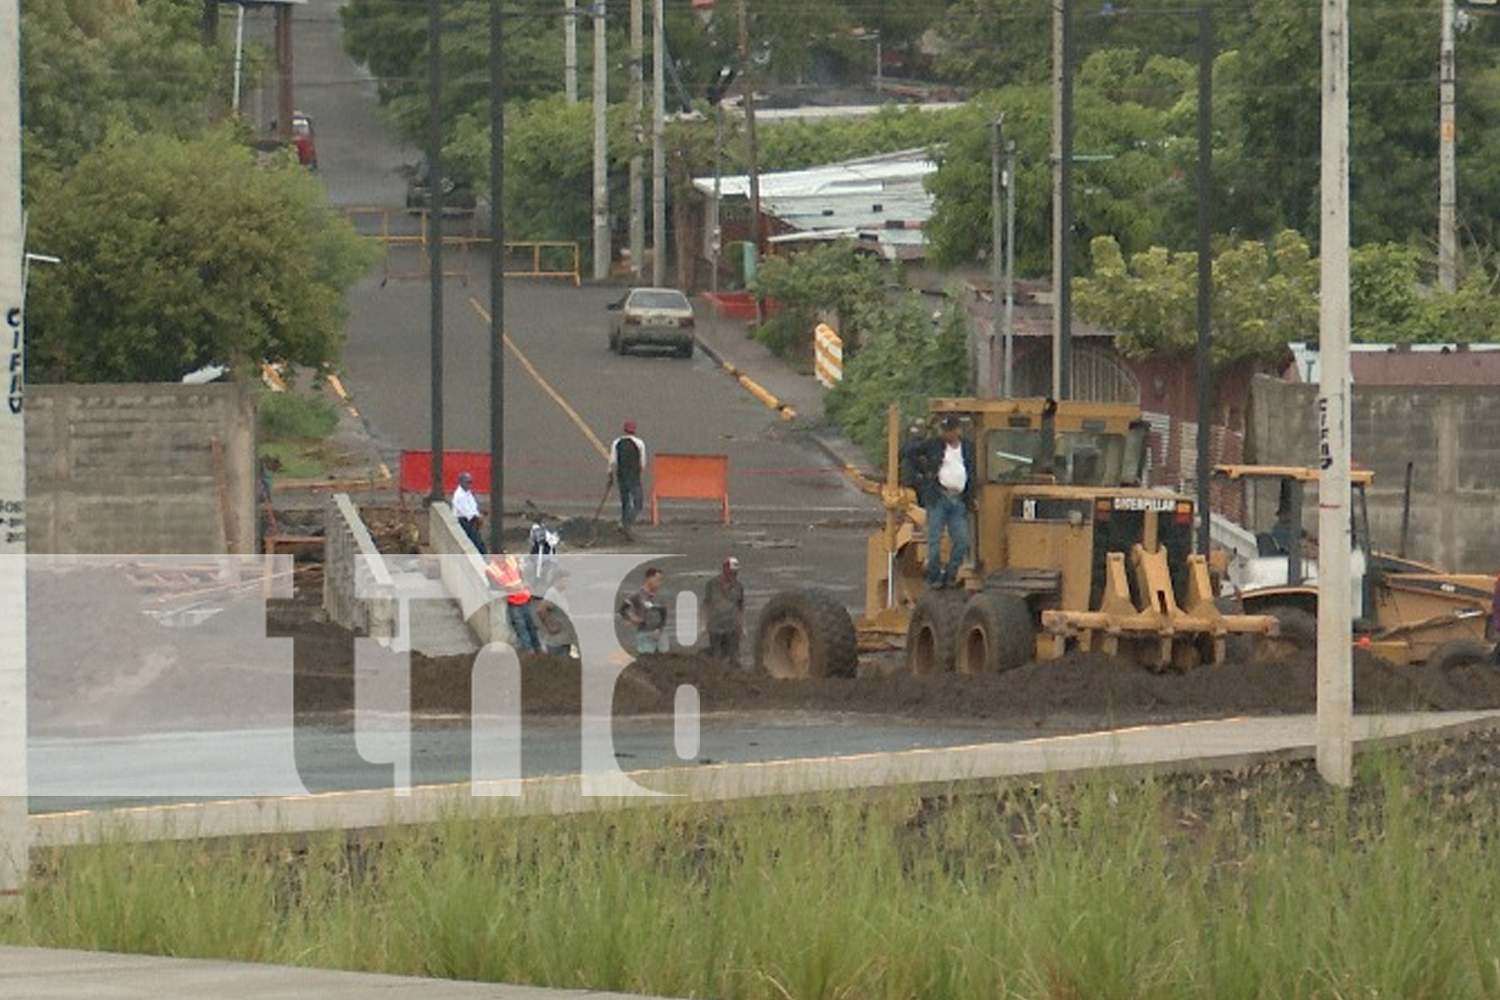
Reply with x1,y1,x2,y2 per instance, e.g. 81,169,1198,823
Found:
258,389,339,442
827,295,970,460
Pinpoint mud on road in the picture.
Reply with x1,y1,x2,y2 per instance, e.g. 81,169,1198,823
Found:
268,572,1500,730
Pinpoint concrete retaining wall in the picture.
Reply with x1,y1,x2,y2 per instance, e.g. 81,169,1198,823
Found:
1250,375,1500,572
323,494,395,639
26,383,257,555
428,501,509,645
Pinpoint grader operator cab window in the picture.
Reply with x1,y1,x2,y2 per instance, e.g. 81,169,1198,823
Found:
984,421,1148,487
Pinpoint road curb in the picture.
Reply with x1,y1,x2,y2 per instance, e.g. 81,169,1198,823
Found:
694,334,874,480
694,335,796,420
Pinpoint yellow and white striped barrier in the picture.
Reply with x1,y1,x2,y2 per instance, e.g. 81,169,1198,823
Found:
814,323,843,387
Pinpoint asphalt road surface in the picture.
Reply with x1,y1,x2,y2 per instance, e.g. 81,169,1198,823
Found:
270,0,873,523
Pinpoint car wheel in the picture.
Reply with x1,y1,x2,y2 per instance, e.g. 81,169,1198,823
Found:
608,332,619,354
677,341,694,359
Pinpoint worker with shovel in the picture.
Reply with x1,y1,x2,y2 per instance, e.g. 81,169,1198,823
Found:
607,419,648,529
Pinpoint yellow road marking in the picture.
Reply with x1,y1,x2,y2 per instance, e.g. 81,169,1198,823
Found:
468,298,609,460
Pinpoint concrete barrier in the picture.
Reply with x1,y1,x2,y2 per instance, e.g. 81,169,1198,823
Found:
428,501,509,646
323,494,395,640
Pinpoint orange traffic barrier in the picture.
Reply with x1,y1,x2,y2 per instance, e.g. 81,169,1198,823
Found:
399,449,491,498
650,453,730,525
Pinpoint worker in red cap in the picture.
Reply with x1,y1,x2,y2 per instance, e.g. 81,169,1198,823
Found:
703,555,745,664
607,418,648,529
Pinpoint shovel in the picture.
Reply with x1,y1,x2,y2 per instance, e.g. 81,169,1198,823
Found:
588,476,614,544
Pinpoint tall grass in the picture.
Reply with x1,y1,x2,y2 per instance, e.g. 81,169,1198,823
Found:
8,750,1500,999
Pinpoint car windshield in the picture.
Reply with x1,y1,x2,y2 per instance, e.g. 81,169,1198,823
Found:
628,290,690,310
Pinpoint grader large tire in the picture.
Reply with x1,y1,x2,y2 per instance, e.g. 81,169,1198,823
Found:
906,589,965,675
957,592,1034,674
753,587,858,679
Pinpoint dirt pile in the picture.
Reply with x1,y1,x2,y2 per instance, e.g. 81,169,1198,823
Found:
270,582,1500,724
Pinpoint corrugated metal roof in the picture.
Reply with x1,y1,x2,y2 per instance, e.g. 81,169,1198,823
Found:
1288,341,1500,385
693,149,934,260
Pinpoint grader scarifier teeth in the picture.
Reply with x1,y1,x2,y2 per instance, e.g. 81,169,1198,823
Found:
1039,545,1278,669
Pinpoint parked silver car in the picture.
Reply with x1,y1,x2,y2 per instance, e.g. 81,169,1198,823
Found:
607,287,696,357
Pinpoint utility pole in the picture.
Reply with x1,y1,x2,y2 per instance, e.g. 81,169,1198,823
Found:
1050,0,1073,401
1194,3,1213,559
629,0,644,279
651,0,666,286
564,0,578,104
989,117,1004,398
1439,0,1458,292
489,0,506,551
737,0,762,305
0,0,28,909
1002,131,1016,399
592,1,610,280
1318,0,1354,788
426,0,446,502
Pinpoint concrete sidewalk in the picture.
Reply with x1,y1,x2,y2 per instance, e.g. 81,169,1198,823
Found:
689,300,872,473
0,946,651,999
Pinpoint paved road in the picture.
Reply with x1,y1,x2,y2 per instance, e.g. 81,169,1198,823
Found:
276,0,871,524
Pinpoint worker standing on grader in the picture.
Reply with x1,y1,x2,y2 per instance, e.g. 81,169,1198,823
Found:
904,414,976,591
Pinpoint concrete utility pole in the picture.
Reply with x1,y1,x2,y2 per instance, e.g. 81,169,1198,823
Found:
629,0,644,279
1318,0,1354,788
738,0,762,302
0,0,28,908
1050,0,1073,401
989,117,1004,398
651,0,666,287
592,1,610,280
1439,0,1458,292
564,0,578,104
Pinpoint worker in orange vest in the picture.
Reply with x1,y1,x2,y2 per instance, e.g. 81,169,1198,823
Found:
485,553,541,653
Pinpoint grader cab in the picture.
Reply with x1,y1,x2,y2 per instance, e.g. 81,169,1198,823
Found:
753,397,1279,679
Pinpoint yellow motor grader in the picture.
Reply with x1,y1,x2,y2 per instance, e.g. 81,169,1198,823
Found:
752,397,1279,679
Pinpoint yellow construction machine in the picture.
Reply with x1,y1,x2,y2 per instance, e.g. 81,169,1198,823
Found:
752,398,1279,679
1214,464,1494,668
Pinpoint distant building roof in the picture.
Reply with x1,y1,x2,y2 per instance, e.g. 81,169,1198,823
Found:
693,148,935,262
1287,341,1500,385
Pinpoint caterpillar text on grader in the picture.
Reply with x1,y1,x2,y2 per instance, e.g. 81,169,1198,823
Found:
753,398,1279,679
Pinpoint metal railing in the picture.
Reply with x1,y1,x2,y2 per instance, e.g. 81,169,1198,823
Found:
340,208,581,286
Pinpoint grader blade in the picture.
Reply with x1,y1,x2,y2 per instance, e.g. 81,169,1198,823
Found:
1039,546,1278,669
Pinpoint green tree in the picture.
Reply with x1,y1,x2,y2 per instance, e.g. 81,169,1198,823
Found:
25,131,378,383
1074,231,1318,365
826,295,969,459
926,49,1193,274
21,0,229,172
1075,232,1500,363
749,242,886,357
1349,242,1500,344
1219,0,1500,249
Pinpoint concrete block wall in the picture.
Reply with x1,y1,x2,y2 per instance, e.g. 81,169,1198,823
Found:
26,383,257,554
1249,375,1500,573
428,501,510,646
323,494,396,639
